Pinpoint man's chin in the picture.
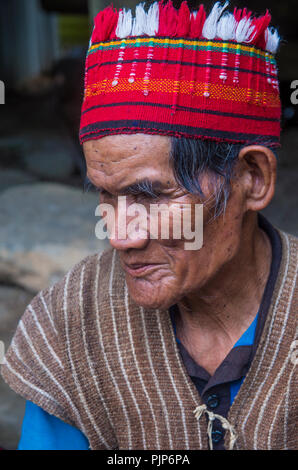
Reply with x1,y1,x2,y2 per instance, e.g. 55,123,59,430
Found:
126,282,175,311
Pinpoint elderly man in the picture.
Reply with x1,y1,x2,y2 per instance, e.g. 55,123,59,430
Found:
1,1,297,450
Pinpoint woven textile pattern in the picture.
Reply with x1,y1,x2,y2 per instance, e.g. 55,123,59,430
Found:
1,228,297,449
79,1,282,147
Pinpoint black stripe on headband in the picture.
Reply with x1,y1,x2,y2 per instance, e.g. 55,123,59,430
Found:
80,119,280,145
81,101,280,123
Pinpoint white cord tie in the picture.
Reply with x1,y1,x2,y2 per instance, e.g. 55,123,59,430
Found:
193,404,237,450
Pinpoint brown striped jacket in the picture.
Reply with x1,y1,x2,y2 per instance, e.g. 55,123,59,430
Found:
1,229,297,450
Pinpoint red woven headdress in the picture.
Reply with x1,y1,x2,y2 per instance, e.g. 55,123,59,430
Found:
80,1,281,147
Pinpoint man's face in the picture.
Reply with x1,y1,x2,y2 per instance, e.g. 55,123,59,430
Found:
84,134,245,309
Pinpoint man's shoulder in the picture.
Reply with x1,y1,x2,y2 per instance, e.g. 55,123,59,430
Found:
35,247,118,323
276,227,298,261
51,246,117,298
63,246,115,282
281,228,298,244
274,227,298,308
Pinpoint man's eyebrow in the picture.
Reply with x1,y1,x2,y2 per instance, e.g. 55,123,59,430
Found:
118,180,164,197
84,177,165,198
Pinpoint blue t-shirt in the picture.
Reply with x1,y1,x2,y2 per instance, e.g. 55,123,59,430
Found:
18,401,90,450
18,313,258,450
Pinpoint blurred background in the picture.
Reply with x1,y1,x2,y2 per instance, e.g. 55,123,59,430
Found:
0,0,297,450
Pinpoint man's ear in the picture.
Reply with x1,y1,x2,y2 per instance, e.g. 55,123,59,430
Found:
237,145,277,212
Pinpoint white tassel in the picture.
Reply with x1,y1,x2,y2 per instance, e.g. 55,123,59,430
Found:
131,3,147,36
113,0,280,57
266,27,280,54
202,1,229,40
145,1,159,36
235,17,254,43
116,8,133,38
216,12,237,41
117,2,159,38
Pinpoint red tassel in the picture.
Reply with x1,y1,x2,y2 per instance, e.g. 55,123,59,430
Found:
110,6,119,39
189,4,206,38
233,7,241,23
92,4,119,42
157,0,178,37
250,10,271,49
176,1,190,37
243,9,253,20
233,7,252,22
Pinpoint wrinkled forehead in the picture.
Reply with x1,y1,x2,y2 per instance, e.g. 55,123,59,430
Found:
83,133,174,186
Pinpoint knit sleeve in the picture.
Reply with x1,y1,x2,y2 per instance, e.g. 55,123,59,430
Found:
0,284,78,428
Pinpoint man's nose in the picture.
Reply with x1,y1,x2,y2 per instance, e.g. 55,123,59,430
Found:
108,206,150,251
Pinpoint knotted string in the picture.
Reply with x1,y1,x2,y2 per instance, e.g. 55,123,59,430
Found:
193,404,237,450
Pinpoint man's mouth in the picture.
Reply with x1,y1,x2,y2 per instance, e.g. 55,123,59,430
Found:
123,262,163,277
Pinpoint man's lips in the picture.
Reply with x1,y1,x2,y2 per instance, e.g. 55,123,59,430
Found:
122,262,164,277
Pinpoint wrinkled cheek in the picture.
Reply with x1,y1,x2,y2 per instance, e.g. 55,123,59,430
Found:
147,203,204,250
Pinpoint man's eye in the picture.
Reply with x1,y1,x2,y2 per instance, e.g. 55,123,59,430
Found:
138,191,162,200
